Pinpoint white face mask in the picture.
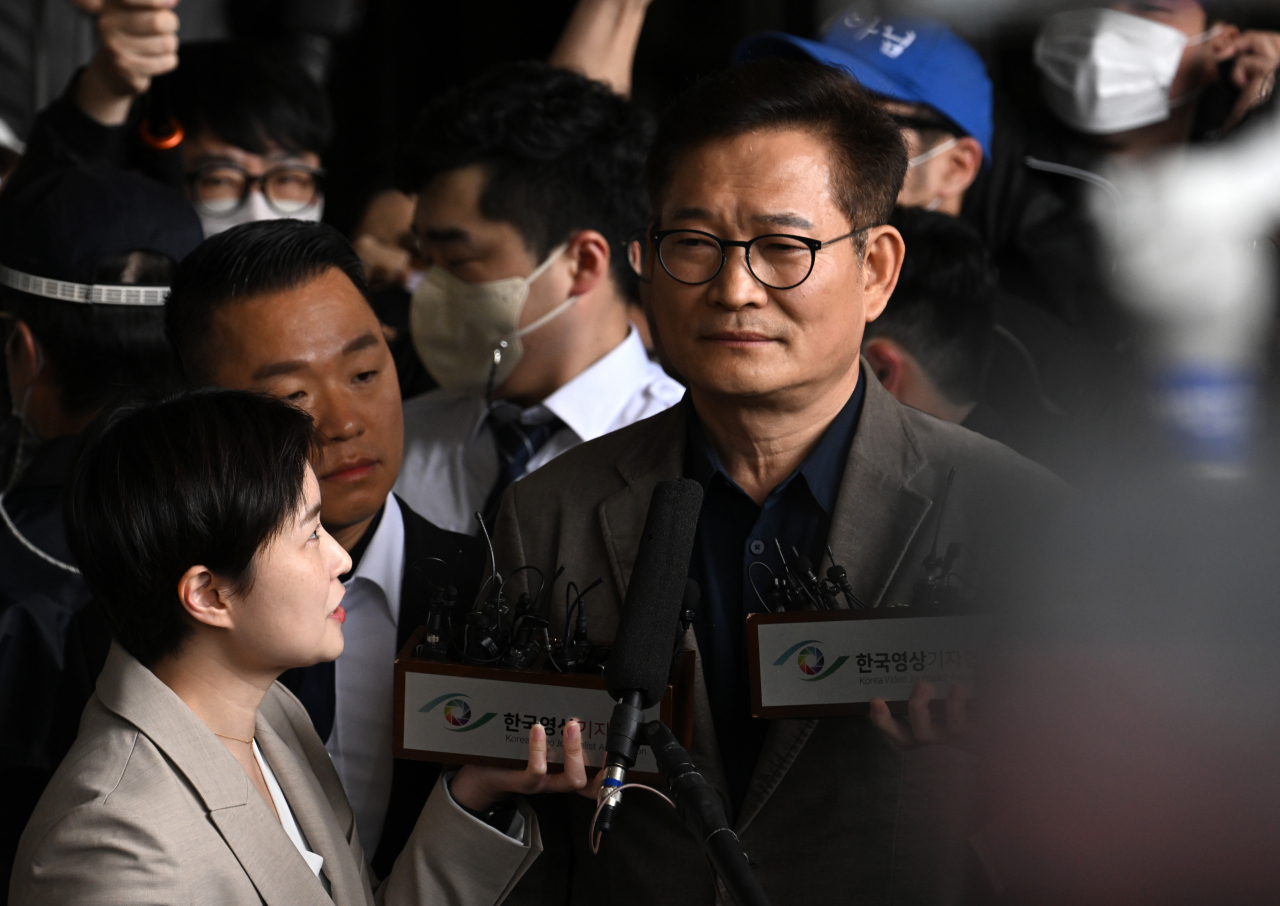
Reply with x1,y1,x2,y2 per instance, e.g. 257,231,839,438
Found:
409,244,577,392
1034,8,1193,135
905,137,959,211
907,136,959,170
197,191,325,238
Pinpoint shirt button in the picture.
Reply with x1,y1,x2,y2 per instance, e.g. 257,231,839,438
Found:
749,539,765,555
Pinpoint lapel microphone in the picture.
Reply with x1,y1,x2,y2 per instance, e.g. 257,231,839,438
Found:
595,477,704,838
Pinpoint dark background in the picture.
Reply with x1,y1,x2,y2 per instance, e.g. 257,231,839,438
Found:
322,0,822,234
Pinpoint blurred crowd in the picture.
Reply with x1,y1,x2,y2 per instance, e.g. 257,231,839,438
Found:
2,1,1280,904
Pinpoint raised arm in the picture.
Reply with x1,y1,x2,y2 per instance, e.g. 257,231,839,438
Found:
74,0,180,126
548,0,655,98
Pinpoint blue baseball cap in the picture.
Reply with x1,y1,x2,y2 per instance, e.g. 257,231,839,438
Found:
735,12,993,162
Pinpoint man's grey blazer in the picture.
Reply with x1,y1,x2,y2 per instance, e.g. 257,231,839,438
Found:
9,642,541,906
492,366,1067,906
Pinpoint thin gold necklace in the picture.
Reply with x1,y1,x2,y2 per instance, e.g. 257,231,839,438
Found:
214,732,255,745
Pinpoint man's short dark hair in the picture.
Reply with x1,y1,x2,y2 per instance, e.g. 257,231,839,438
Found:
159,41,333,156
394,61,653,302
64,389,318,667
165,220,369,384
865,207,995,405
646,59,908,254
1,253,183,412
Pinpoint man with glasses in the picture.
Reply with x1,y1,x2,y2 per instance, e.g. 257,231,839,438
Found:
732,9,1130,483
9,0,329,238
491,60,1065,905
390,62,683,536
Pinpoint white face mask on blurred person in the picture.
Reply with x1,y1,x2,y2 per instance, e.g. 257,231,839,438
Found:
409,244,576,392
197,191,325,238
1034,8,1191,135
907,137,959,170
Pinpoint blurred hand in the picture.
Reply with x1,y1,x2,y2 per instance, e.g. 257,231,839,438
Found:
548,0,657,97
77,0,180,125
1222,30,1280,131
451,718,591,811
352,189,419,291
869,680,976,751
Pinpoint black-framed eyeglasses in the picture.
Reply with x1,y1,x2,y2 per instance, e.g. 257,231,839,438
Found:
650,227,872,290
185,163,326,217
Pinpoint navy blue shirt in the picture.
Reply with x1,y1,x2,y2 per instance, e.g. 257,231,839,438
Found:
683,376,865,814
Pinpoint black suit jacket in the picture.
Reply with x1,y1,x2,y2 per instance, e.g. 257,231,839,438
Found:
51,495,486,881
369,496,486,876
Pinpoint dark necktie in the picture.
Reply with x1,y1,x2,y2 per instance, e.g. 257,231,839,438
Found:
279,503,384,742
480,403,565,530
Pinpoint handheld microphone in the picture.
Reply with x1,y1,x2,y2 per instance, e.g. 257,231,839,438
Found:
646,720,773,906
826,564,866,610
417,585,456,660
791,555,825,609
596,477,704,837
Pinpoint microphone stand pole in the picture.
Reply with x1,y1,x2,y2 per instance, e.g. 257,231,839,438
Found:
645,721,773,906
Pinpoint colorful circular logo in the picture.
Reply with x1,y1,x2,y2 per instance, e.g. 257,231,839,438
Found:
443,698,472,728
797,646,825,676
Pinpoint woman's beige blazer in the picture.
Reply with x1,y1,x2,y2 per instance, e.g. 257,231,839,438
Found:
9,642,540,905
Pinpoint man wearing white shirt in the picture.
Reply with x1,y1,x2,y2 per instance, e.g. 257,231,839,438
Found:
397,329,681,533
392,62,683,531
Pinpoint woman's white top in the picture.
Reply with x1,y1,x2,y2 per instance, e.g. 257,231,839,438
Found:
252,740,331,894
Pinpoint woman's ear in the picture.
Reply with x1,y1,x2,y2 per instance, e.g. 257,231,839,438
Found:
176,565,234,629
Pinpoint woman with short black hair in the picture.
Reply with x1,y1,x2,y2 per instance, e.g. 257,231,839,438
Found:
10,389,586,906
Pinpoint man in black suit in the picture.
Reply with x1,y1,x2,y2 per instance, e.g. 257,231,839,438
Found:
157,220,487,875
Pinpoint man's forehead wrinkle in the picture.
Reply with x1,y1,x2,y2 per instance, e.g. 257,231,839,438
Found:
662,132,842,236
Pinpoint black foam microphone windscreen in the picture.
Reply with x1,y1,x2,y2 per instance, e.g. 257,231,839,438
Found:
606,477,704,707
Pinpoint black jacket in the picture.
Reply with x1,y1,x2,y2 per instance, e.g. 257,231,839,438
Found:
4,71,184,210
962,108,1128,347
0,433,92,902
369,496,487,877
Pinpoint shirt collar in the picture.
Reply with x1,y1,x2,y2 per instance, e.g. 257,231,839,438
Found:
684,373,865,515
345,492,405,624
540,328,659,442
467,328,659,443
